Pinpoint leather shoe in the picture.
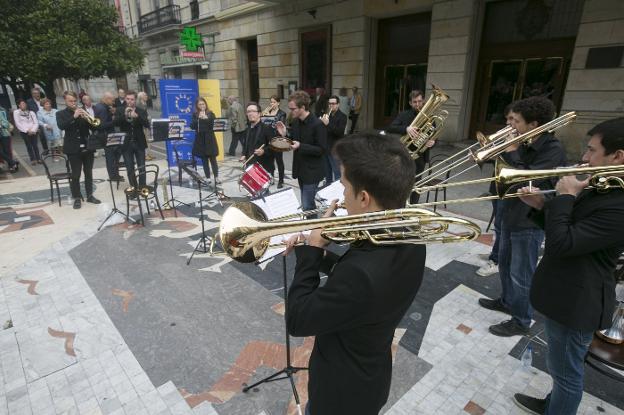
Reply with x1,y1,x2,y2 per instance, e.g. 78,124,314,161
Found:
73,199,82,209
489,319,529,337
86,195,101,204
277,181,284,189
513,393,546,414
478,297,510,314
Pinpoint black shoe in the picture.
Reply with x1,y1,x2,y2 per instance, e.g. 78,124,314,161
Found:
513,393,547,414
73,199,82,209
489,319,529,337
277,181,284,189
478,298,511,314
86,195,101,204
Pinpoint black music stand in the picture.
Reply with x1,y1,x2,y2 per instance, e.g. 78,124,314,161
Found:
242,255,307,415
183,165,228,265
98,135,137,230
152,118,192,217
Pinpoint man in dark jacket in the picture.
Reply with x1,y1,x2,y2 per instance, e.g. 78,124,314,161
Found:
285,133,424,415
56,91,101,209
479,96,567,337
386,90,434,203
94,92,123,181
241,101,274,176
115,90,150,189
276,91,327,212
320,95,347,183
512,117,624,415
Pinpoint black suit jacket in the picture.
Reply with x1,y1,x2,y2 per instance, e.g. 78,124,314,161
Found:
93,102,115,134
56,108,92,155
500,132,567,231
325,110,347,149
386,108,430,170
243,121,274,173
288,242,426,415
290,113,327,184
530,189,624,332
115,106,149,150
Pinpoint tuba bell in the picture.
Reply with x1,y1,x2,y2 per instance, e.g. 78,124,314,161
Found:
597,301,624,344
400,84,449,160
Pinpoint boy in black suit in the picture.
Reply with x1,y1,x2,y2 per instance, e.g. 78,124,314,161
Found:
285,133,426,415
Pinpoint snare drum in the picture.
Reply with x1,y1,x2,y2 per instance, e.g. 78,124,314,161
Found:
239,163,272,197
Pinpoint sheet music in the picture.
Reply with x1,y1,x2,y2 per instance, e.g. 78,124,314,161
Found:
252,188,303,265
316,181,347,216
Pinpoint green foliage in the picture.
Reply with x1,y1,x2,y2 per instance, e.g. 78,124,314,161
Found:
0,0,144,85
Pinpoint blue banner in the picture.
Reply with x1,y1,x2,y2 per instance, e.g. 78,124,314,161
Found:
159,79,198,167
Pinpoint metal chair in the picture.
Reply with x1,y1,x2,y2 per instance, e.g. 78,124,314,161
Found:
423,154,451,212
173,143,196,186
41,150,71,206
124,163,165,225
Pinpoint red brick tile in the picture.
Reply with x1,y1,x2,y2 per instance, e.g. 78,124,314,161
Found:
457,323,473,334
464,400,486,415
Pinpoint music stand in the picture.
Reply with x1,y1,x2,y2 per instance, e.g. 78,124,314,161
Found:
152,118,191,217
242,255,307,415
98,135,137,230
183,164,228,266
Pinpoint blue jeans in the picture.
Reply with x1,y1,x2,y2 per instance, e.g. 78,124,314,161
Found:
544,317,593,415
489,200,503,264
305,401,311,415
498,226,544,327
299,180,319,213
328,154,341,182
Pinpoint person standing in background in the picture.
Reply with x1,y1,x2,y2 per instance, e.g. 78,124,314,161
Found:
348,87,362,134
227,96,247,156
137,91,154,161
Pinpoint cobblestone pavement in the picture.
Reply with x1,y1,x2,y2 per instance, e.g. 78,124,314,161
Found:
0,154,622,414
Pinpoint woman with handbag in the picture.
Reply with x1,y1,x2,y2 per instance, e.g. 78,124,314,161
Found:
190,97,220,184
13,99,41,165
56,91,100,209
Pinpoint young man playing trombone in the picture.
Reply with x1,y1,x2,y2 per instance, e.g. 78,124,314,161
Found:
512,118,624,415
284,133,426,415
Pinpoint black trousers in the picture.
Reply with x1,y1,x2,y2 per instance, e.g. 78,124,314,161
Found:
198,155,219,178
123,141,146,188
409,158,426,204
274,151,285,182
38,126,48,151
20,132,40,162
105,145,122,179
349,113,359,134
228,129,245,156
68,151,94,199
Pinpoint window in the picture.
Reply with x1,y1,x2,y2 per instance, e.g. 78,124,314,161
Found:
190,0,199,20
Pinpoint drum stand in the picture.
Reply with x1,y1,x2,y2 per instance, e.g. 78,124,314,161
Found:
242,256,307,415
98,179,137,231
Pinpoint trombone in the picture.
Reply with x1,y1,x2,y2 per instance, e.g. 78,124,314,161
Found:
414,112,576,189
409,164,624,209
209,202,482,263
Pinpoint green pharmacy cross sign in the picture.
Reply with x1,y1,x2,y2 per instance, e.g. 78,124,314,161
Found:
180,27,204,52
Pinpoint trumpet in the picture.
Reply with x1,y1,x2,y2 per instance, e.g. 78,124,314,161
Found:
409,163,624,209
125,107,135,122
209,202,481,263
73,107,101,127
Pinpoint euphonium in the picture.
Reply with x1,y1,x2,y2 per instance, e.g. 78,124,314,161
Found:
209,202,481,263
400,85,449,160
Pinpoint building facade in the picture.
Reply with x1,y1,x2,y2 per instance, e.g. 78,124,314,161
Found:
113,0,623,155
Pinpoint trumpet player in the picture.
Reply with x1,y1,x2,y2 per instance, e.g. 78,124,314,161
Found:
56,91,101,209
115,90,150,191
479,96,567,338
319,95,347,184
94,92,123,181
512,118,624,415
284,133,425,415
387,90,434,203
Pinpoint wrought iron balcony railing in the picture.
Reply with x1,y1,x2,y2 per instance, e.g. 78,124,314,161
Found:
138,4,181,35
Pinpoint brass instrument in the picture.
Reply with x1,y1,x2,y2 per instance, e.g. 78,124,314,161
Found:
125,107,135,123
597,301,624,344
209,202,481,263
409,163,624,209
73,107,101,128
400,85,449,160
413,112,576,190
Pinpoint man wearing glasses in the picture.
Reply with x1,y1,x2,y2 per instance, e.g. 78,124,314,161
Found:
320,95,347,183
276,91,328,214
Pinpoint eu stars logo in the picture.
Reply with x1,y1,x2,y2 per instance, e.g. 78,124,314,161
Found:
175,94,192,114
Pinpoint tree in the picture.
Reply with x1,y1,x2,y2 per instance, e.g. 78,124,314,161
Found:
0,0,145,105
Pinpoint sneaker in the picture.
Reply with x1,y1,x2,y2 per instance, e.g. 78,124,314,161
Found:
86,195,101,204
513,393,547,414
478,298,510,314
73,199,82,209
476,260,498,276
489,319,529,337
